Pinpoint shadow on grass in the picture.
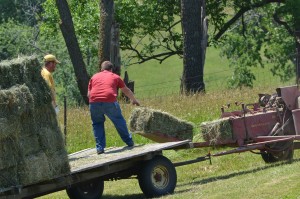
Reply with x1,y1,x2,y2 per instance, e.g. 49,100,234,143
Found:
83,158,300,198
177,157,300,189
102,193,145,199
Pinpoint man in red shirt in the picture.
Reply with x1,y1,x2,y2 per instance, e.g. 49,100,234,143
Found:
88,61,140,154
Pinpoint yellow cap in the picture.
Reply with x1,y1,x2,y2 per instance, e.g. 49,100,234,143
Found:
43,54,60,64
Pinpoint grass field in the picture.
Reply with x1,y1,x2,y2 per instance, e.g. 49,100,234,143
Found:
124,47,294,99
39,46,299,198
41,88,299,198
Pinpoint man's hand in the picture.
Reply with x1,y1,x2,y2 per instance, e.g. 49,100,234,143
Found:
132,99,140,106
121,86,140,106
55,106,60,114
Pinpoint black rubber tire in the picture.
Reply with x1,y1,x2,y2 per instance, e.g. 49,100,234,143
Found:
138,155,177,198
261,141,294,163
66,179,104,199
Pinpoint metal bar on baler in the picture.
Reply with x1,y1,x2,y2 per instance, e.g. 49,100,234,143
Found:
173,154,211,167
242,103,250,142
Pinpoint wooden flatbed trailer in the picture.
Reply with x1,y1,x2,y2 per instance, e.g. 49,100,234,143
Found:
0,140,191,199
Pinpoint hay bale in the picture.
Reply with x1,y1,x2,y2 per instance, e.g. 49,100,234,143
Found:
0,85,34,117
46,149,70,177
0,55,41,89
0,56,70,189
0,117,21,140
0,167,18,188
200,118,233,145
19,134,41,157
18,152,51,185
0,138,19,170
129,107,194,141
0,56,52,107
37,127,66,153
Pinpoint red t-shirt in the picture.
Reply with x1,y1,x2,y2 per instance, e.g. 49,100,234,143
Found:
88,70,125,103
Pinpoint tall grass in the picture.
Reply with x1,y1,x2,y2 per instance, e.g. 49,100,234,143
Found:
48,84,300,199
59,84,291,154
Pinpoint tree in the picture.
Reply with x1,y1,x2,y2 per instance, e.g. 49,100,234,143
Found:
181,0,207,93
0,20,35,61
98,0,114,69
0,0,44,25
215,0,300,88
55,0,89,104
4,0,299,102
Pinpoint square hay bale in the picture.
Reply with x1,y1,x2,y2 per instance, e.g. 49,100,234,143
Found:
33,105,58,127
19,134,41,157
37,127,66,153
46,149,70,177
0,138,19,170
0,167,19,189
0,85,34,117
129,107,194,142
20,113,36,137
18,152,51,185
0,56,70,189
0,117,21,140
200,117,233,145
0,55,41,89
0,56,52,107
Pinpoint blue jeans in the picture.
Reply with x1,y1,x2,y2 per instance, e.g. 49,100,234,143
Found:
89,102,134,152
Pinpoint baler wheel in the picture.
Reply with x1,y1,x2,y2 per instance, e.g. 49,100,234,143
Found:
261,141,294,163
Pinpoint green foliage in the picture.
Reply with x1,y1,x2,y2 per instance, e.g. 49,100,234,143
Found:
219,3,297,87
55,63,86,106
40,0,100,105
115,0,182,64
0,0,44,25
41,0,99,70
2,0,299,103
0,20,35,60
227,66,256,89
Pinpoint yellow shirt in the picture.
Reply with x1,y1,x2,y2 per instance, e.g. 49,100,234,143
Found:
41,67,56,105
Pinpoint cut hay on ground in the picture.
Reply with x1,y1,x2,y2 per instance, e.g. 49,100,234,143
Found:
200,117,233,145
0,56,70,189
129,107,194,142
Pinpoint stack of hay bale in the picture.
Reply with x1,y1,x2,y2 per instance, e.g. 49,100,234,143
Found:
200,118,233,145
0,56,70,189
129,107,194,142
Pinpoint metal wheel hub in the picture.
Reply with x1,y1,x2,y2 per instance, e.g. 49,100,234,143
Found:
151,166,169,189
78,182,97,196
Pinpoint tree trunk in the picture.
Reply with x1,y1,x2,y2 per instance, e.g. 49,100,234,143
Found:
55,0,89,104
180,0,207,94
296,31,300,85
99,0,114,70
294,1,300,85
110,22,121,75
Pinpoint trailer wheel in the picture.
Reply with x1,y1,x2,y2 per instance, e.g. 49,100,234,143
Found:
261,141,294,163
66,179,104,199
138,155,176,198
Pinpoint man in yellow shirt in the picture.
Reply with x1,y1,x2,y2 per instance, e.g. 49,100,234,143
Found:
41,54,60,112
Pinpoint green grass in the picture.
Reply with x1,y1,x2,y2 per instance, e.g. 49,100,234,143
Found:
46,84,300,199
124,47,295,99
40,46,299,198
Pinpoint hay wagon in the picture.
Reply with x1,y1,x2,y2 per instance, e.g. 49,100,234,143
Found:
0,140,191,199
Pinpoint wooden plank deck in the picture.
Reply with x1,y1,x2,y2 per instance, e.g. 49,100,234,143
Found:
69,140,191,173
0,141,191,199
